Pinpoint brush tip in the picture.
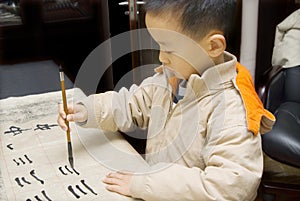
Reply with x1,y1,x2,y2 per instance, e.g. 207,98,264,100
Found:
69,157,74,169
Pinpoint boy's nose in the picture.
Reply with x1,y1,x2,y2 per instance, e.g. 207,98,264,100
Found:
159,51,170,64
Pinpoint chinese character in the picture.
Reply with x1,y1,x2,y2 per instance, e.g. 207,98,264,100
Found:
4,126,31,136
34,124,58,131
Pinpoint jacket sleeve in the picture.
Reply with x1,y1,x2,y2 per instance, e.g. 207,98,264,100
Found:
130,125,263,201
77,74,167,132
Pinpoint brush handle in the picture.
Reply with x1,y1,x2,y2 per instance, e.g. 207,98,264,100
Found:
59,67,71,142
59,66,74,168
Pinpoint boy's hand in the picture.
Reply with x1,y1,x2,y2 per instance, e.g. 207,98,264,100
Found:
103,171,133,197
57,103,88,131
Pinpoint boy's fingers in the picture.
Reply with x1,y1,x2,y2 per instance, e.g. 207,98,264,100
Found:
57,116,68,131
105,185,122,194
67,104,74,114
57,103,74,131
70,104,88,123
103,172,132,197
66,114,75,122
103,177,122,186
58,104,66,119
106,185,130,197
104,181,131,197
67,112,86,123
106,172,124,180
58,103,74,117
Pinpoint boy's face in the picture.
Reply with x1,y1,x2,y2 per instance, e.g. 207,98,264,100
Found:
145,12,214,80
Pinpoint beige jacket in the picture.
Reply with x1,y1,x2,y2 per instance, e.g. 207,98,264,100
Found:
81,52,263,201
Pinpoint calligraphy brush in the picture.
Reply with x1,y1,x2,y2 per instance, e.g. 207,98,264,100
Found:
59,66,74,168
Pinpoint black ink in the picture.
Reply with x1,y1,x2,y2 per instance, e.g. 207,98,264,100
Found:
19,157,26,165
24,154,33,164
59,165,80,176
30,170,44,184
34,195,42,201
13,159,20,166
15,177,24,187
68,185,80,199
26,191,52,201
80,180,97,195
58,167,67,175
13,155,33,166
76,185,87,195
65,165,73,174
15,177,31,187
21,177,31,184
72,167,80,176
6,143,14,150
34,124,58,131
41,190,52,201
4,126,31,136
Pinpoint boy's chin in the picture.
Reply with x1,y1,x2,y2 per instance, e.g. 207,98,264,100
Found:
164,65,186,80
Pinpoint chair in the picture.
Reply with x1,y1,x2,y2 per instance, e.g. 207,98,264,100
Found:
258,65,300,201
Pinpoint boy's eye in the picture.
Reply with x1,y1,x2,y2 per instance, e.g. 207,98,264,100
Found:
159,45,174,54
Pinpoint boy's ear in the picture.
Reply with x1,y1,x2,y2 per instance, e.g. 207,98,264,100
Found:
207,34,226,58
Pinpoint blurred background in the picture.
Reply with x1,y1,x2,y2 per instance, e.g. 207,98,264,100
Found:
0,0,298,92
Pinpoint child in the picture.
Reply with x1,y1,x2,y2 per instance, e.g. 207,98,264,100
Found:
58,0,275,200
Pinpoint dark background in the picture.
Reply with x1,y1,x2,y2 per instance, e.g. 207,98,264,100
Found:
0,0,299,99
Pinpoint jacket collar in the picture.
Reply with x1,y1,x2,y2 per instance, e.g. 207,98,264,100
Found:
184,51,237,100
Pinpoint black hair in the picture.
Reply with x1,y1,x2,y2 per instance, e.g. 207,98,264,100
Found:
144,0,237,39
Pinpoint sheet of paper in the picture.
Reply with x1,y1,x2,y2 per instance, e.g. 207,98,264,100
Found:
0,89,148,201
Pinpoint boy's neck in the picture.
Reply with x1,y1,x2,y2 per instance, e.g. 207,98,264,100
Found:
212,53,225,65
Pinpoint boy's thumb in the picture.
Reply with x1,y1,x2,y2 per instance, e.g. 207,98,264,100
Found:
66,114,75,122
